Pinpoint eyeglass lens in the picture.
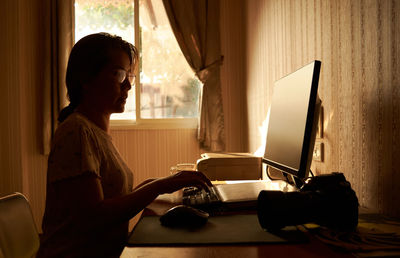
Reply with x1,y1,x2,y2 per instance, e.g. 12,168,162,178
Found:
115,69,135,85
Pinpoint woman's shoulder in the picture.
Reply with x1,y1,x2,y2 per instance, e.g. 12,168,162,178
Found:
52,112,112,150
55,113,91,137
54,112,108,144
48,113,104,183
58,112,108,134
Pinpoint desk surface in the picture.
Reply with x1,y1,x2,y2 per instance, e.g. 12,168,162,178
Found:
121,191,354,258
121,242,348,258
121,183,400,258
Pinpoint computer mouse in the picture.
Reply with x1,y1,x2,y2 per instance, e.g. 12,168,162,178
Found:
159,205,209,228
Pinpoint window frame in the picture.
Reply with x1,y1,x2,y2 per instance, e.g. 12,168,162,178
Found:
104,0,199,130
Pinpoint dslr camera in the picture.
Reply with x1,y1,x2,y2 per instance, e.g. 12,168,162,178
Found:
257,172,359,231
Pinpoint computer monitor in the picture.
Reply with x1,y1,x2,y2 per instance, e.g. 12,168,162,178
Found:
263,60,321,188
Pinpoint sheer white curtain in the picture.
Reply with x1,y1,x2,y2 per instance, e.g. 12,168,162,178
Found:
163,0,226,151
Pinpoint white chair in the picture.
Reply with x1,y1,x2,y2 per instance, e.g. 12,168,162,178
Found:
0,192,40,258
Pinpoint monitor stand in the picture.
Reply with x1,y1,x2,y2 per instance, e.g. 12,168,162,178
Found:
264,165,303,189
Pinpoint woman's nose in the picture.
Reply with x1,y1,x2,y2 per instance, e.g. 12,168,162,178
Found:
122,79,132,91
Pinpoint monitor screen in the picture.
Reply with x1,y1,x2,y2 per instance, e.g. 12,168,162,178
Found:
263,60,321,186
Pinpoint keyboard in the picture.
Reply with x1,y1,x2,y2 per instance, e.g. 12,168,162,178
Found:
182,186,221,207
182,184,262,213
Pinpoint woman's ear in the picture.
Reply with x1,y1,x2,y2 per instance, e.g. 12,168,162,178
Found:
79,72,96,92
80,80,94,98
81,82,90,91
81,78,96,93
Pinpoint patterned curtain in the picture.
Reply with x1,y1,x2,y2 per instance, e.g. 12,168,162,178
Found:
162,0,226,151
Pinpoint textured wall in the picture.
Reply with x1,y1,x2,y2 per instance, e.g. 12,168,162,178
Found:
246,0,400,217
18,0,49,229
0,0,24,196
220,0,248,152
0,0,48,228
110,129,202,186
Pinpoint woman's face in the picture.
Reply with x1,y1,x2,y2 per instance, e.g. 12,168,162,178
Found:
85,49,134,115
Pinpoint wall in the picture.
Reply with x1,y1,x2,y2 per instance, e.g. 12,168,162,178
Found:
220,0,248,152
245,0,400,217
110,129,202,187
0,0,48,228
0,1,23,197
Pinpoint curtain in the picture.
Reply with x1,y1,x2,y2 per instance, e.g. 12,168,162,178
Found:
163,0,225,151
42,0,74,154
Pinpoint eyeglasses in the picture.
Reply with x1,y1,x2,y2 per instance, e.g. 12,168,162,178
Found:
113,69,136,85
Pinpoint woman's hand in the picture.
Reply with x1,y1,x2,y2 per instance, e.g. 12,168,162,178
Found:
156,170,212,194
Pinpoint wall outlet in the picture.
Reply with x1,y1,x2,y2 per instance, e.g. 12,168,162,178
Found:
313,142,324,162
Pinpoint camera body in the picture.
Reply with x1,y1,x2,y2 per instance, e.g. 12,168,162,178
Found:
257,172,359,231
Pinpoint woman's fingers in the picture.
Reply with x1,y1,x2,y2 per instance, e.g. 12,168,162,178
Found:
176,170,212,188
195,171,213,186
184,170,212,186
157,170,213,194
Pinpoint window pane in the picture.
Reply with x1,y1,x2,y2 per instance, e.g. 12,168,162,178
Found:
139,0,201,118
74,0,136,120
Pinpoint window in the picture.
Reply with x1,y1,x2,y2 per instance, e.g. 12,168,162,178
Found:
74,0,200,128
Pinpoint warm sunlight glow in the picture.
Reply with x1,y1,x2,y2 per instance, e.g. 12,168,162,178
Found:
253,106,271,157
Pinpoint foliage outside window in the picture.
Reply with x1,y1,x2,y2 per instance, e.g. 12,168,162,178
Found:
75,0,201,124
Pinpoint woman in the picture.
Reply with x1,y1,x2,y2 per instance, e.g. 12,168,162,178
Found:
38,33,211,257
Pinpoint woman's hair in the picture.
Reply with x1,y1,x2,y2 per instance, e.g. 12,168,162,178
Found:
58,32,138,123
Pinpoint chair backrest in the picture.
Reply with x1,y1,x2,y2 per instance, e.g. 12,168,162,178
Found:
0,193,40,258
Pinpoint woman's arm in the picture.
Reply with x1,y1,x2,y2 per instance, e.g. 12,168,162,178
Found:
132,178,156,190
51,171,211,235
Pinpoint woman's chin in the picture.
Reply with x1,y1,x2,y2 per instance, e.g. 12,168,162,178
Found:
115,106,125,113
114,102,126,113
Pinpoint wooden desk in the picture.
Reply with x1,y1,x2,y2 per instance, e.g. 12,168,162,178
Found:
120,192,352,258
121,242,348,258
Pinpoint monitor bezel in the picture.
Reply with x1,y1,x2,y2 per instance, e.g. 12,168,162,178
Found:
262,60,321,185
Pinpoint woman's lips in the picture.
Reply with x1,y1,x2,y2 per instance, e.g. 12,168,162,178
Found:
119,95,128,103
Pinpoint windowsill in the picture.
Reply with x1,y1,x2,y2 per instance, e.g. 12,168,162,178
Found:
110,118,198,130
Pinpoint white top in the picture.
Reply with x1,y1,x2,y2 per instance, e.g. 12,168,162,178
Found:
47,112,133,195
39,112,134,257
